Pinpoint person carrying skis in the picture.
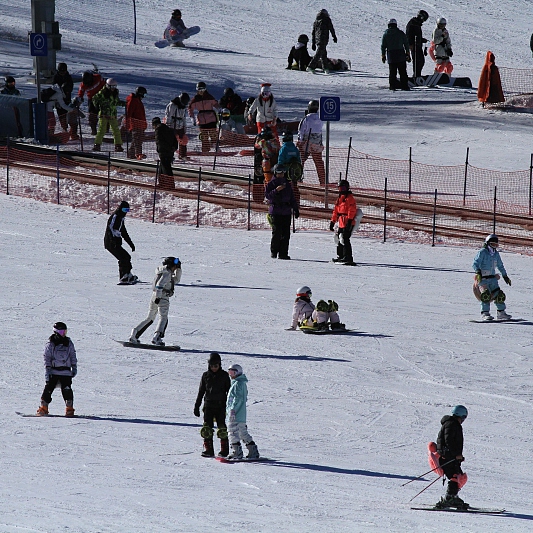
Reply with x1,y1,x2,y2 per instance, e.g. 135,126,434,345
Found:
472,234,512,321
226,363,260,460
129,256,182,346
36,322,77,417
92,78,125,152
194,352,231,457
405,10,429,78
247,83,279,138
125,86,148,160
329,180,357,264
297,100,326,185
431,17,453,75
287,34,312,71
307,9,337,73
434,405,469,509
104,200,137,283
189,81,219,153
381,18,411,91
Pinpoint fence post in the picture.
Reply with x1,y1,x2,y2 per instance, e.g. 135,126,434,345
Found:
107,152,111,214
56,145,60,204
78,111,84,152
383,177,388,243
345,136,352,181
493,185,497,234
432,188,438,246
212,125,222,170
6,137,10,195
529,153,533,216
462,146,469,206
196,167,202,228
152,162,159,223
408,146,412,199
247,173,252,231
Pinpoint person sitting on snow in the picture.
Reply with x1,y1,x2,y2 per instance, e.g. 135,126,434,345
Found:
288,286,344,330
287,34,312,71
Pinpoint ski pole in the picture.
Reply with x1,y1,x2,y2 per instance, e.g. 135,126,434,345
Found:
401,458,456,486
409,475,442,502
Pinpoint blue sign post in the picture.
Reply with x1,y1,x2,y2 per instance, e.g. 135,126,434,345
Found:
319,97,341,188
30,32,48,142
30,32,48,57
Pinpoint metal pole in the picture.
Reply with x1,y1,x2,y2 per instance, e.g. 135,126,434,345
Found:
529,153,532,216
325,121,330,187
196,167,202,228
493,185,497,234
345,136,352,181
401,458,457,487
432,188,437,246
6,137,10,195
247,173,251,231
383,177,388,243
152,162,160,223
133,0,137,45
409,475,443,502
107,152,111,214
56,144,60,204
462,147,469,206
408,146,412,199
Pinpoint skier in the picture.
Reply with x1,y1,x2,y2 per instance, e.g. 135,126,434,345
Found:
265,164,299,260
52,63,78,139
188,81,219,152
194,352,231,457
129,256,182,346
307,9,338,73
434,405,469,509
381,18,411,91
153,117,179,189
164,92,191,160
77,69,106,135
287,34,312,71
1,76,21,96
218,87,246,134
297,100,326,185
226,363,260,460
405,10,429,78
125,86,148,160
472,234,512,321
247,83,279,138
431,17,453,75
91,78,126,152
329,180,357,264
36,322,77,417
104,200,137,283
164,9,188,47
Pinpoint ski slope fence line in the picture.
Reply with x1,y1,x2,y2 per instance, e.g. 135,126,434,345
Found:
1,141,533,254
489,66,533,110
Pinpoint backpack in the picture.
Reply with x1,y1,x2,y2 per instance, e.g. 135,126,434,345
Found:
40,87,56,103
287,158,304,182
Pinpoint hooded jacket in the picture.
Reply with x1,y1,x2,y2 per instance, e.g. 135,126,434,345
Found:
125,93,147,131
165,98,188,131
437,415,463,459
92,86,125,118
472,245,507,278
477,51,505,104
248,94,278,124
194,355,231,411
44,333,77,377
154,122,179,157
226,373,248,423
312,11,337,47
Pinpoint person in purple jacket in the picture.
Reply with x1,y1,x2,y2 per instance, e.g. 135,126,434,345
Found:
36,322,78,417
265,164,300,259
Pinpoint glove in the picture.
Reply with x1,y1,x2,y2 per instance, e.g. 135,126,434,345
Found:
447,49,453,57
45,368,51,383
475,271,482,283
503,276,512,286
193,406,200,417
381,55,386,63
154,298,161,304
229,410,236,423
294,210,300,219
130,243,135,252
329,221,335,232
406,55,412,63
346,219,354,228
71,366,77,378
333,37,337,44
312,44,316,51
456,455,465,462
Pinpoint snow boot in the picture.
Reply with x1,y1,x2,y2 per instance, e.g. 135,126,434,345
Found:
65,401,75,417
115,144,124,152
92,144,101,152
245,441,260,459
481,311,494,321
330,322,346,330
201,438,215,457
435,493,468,509
228,443,243,460
69,128,79,141
152,332,165,346
218,438,229,457
36,402,49,416
497,310,512,320
178,145,188,160
136,154,147,160
129,329,140,344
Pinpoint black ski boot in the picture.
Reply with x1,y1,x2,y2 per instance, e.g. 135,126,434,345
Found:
201,438,215,457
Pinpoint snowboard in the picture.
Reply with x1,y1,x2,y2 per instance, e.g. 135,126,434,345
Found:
155,26,201,48
117,280,139,285
215,456,270,464
469,318,525,323
411,505,505,514
116,340,181,351
299,325,352,335
16,411,94,419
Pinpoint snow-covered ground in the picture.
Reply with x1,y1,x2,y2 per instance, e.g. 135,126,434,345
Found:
1,1,533,531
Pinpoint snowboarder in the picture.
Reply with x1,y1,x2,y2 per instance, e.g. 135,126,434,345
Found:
36,322,77,417
188,81,219,152
288,286,344,331
406,10,429,78
329,180,357,264
77,69,106,135
129,256,182,346
52,62,78,139
297,100,326,186
153,117,179,189
288,286,315,330
265,164,299,260
194,352,231,457
226,363,260,460
477,51,505,106
381,18,411,91
1,76,21,96
434,405,469,509
164,92,191,160
218,87,246,134
287,34,312,71
472,234,512,321
125,86,148,160
91,78,125,152
164,9,189,47
307,9,338,73
247,83,279,138
431,17,453,75
104,200,137,283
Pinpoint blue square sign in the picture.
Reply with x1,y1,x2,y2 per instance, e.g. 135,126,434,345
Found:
30,33,48,57
319,96,341,121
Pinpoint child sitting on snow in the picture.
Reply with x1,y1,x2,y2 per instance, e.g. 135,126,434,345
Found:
287,34,312,71
288,286,345,330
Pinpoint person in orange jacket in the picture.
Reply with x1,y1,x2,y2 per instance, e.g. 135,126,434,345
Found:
329,179,357,264
477,51,504,106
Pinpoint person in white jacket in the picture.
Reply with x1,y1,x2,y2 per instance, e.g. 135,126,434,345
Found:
431,17,453,74
130,257,182,346
164,92,190,160
288,286,315,330
297,100,326,185
45,84,75,139
247,83,279,138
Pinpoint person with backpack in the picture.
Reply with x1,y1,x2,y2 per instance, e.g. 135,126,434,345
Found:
307,9,338,73
277,131,303,205
125,86,148,160
36,322,78,417
297,100,326,185
287,34,312,71
92,78,126,152
381,18,411,91
164,92,191,160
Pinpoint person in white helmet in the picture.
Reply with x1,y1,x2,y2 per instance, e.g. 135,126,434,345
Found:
91,78,126,152
381,18,411,91
431,17,453,74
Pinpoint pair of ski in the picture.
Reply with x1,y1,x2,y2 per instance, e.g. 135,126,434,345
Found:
214,456,269,464
411,504,505,514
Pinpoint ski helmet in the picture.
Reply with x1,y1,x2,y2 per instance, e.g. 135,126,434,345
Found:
437,16,447,25
179,92,190,106
274,164,287,175
418,9,429,22
298,34,309,44
318,9,329,17
135,86,147,97
5,76,15,85
208,352,221,367
106,78,118,88
82,71,94,85
172,9,182,18
53,321,67,332
196,81,207,91
57,62,68,72
296,286,312,298
163,256,180,267
228,363,243,376
338,179,350,192
260,126,273,140
260,83,272,97
223,87,234,97
282,131,293,143
388,18,397,26
451,405,468,420
308,100,319,113
220,108,231,120
485,234,499,246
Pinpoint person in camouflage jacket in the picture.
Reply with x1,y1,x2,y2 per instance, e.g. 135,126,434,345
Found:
92,78,125,152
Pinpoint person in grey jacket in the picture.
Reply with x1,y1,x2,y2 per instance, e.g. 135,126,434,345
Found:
381,18,411,91
307,9,337,73
37,322,78,417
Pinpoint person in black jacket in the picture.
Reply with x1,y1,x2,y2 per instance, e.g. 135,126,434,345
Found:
152,117,179,190
219,87,246,134
406,10,429,77
287,34,312,71
104,200,137,283
194,352,232,457
308,9,337,73
435,405,469,509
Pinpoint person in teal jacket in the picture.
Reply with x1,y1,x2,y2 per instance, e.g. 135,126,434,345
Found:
472,234,512,321
277,131,303,184
226,364,260,460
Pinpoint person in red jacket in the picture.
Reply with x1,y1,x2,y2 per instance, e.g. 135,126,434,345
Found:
329,179,357,264
125,86,148,159
77,70,106,135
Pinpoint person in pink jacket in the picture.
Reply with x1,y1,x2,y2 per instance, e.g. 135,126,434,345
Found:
188,81,219,152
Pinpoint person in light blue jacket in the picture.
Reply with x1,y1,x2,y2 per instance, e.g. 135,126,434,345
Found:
226,364,260,460
472,234,512,321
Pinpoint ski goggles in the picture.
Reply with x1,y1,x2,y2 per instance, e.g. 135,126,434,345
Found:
122,207,130,213
54,329,67,336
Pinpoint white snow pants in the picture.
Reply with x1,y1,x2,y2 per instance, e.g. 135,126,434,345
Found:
312,310,340,324
134,296,170,338
228,421,254,445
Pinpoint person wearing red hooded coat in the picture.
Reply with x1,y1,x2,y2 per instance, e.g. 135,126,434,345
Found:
125,87,148,159
477,51,504,106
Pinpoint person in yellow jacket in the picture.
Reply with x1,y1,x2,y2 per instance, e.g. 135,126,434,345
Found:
329,180,357,264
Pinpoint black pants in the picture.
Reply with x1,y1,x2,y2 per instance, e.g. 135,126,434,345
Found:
412,48,425,78
271,214,292,258
128,129,145,157
336,226,353,262
41,375,73,404
441,457,464,495
309,44,328,70
105,244,132,279
389,61,409,90
203,403,227,430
